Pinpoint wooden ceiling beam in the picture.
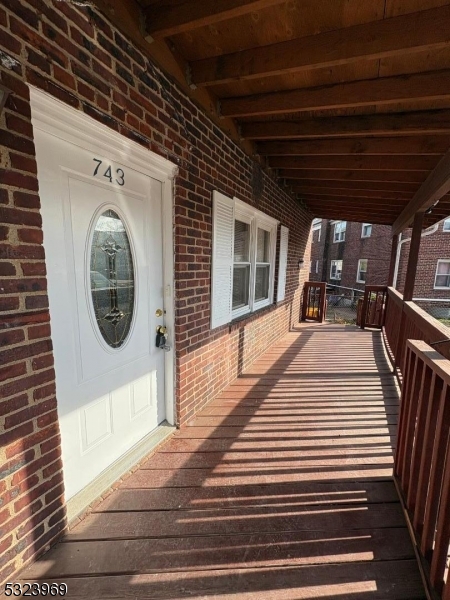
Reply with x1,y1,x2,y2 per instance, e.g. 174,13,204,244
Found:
258,137,450,156
191,5,450,86
305,205,400,217
302,197,404,209
278,169,427,183
221,70,450,118
292,188,413,201
306,207,397,224
283,179,420,193
144,0,285,39
241,111,450,140
303,204,404,215
393,149,450,234
269,156,439,171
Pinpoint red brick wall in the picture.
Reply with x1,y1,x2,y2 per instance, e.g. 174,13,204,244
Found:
397,220,450,299
0,0,312,583
309,219,392,289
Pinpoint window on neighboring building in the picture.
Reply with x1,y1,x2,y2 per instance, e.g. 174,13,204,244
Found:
443,218,450,232
315,260,319,274
434,260,450,289
357,259,368,283
312,218,322,242
361,223,372,238
330,260,343,280
334,221,346,242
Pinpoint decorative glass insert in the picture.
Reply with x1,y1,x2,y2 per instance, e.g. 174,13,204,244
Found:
90,209,135,348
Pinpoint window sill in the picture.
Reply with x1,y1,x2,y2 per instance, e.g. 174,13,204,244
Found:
229,302,278,331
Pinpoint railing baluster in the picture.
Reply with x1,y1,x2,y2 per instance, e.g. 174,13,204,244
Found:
395,347,416,480
421,382,450,561
429,434,450,594
407,365,433,512
413,374,443,535
400,356,424,494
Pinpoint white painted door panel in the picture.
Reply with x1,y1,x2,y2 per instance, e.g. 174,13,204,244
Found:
34,129,166,500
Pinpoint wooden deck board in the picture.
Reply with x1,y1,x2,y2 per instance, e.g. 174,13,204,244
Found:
16,324,425,599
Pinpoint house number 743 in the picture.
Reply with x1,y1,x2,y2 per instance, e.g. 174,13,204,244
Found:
93,159,125,186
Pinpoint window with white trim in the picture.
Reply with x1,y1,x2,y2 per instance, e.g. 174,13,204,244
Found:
361,223,372,238
315,260,319,274
434,260,450,289
211,192,280,328
334,221,346,242
443,218,450,232
357,259,368,283
330,260,343,280
312,218,322,242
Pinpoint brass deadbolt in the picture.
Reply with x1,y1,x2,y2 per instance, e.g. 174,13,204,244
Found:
155,308,164,317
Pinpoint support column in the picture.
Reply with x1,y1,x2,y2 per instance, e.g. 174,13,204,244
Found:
387,233,399,288
403,211,424,301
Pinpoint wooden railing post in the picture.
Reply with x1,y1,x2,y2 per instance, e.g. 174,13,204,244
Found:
404,212,424,301
387,232,399,287
394,340,450,599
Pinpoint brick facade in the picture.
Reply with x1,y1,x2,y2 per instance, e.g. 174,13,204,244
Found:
0,0,312,584
309,219,392,289
396,219,450,302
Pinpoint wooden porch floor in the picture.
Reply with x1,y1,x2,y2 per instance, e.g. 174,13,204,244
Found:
19,324,426,599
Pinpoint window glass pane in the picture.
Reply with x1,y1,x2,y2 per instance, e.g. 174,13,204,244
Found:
90,209,135,349
232,265,250,309
436,275,450,287
255,265,270,302
444,219,450,231
234,220,250,262
256,228,270,262
437,261,450,275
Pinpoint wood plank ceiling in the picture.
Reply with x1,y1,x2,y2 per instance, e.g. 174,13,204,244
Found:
123,0,450,227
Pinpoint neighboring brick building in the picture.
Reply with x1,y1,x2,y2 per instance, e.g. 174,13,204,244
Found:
396,218,450,317
309,219,392,290
0,1,313,584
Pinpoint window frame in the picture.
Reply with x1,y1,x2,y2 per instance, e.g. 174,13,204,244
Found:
357,259,368,284
232,199,278,319
361,223,372,238
333,221,346,243
312,218,322,242
434,259,450,289
330,259,343,281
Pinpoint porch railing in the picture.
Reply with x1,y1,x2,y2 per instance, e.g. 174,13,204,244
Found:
301,281,327,322
395,339,450,599
357,285,387,329
384,287,450,375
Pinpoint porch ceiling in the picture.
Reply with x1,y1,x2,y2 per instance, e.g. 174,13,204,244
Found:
101,0,450,228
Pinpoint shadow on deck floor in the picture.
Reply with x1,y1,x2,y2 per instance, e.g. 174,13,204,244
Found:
17,324,426,599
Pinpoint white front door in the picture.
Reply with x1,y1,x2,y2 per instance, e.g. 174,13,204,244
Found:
33,123,168,500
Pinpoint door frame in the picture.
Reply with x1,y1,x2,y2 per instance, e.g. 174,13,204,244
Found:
29,86,178,426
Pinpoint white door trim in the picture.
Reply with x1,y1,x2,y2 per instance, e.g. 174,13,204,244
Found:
29,86,177,426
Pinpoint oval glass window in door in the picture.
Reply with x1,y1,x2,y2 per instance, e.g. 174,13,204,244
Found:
89,209,135,349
